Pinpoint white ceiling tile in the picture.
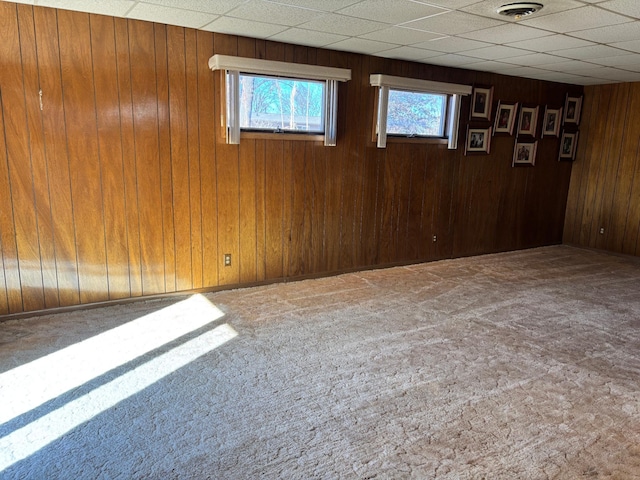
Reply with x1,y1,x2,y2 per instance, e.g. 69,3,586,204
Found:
618,63,640,72
459,23,554,44
610,39,640,53
519,6,631,33
500,53,571,66
551,44,631,59
401,10,505,35
424,53,483,67
127,3,217,28
140,0,249,16
579,77,618,85
465,60,513,71
361,26,445,45
299,13,386,36
491,65,552,76
267,0,361,11
590,54,640,66
569,22,640,43
414,36,491,53
328,37,397,54
461,0,584,20
531,71,591,83
336,0,448,25
506,34,595,52
201,15,287,37
535,60,601,71
226,0,324,26
37,0,135,16
269,28,348,46
463,45,532,60
598,0,640,19
417,0,478,8
375,45,443,61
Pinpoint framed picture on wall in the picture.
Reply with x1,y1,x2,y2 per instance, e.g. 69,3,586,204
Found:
470,86,493,120
494,101,518,135
559,131,579,161
465,127,492,155
542,106,562,137
517,106,539,137
513,140,537,166
563,94,582,125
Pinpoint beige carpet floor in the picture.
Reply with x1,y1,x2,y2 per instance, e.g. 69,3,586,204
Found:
1,245,640,479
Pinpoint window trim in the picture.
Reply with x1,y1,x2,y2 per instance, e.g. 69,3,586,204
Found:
369,74,472,149
209,54,351,146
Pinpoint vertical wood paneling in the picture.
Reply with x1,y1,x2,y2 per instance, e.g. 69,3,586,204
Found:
565,83,640,258
33,6,80,307
128,19,164,295
0,86,24,314
17,5,59,309
155,23,176,293
167,26,192,291
90,13,130,300
213,33,240,285
185,28,203,289
197,30,218,288
1,2,581,316
114,17,142,298
1,3,45,312
58,9,109,304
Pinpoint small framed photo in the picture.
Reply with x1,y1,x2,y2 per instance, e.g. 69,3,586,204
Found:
563,94,582,125
542,106,562,137
559,131,579,161
494,101,518,135
513,140,537,166
465,127,492,155
517,106,539,137
470,86,493,120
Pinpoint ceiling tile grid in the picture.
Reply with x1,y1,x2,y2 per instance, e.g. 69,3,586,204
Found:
8,0,640,84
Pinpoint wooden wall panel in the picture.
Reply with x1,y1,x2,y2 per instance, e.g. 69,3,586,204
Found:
0,2,579,316
90,14,130,300
565,82,640,258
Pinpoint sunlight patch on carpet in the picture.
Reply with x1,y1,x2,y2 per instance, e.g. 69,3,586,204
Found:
0,322,237,471
0,294,224,425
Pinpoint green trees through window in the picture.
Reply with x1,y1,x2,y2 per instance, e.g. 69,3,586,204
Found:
239,74,325,133
387,89,446,137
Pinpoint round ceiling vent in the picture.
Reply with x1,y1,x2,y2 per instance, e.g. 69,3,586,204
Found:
497,2,544,19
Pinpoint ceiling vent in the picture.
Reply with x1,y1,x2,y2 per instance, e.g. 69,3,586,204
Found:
497,2,544,19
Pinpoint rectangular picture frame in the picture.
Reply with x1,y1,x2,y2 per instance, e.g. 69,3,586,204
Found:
559,131,579,161
517,105,539,137
563,94,582,125
470,85,493,120
465,126,492,155
542,106,562,137
513,140,537,166
494,101,518,135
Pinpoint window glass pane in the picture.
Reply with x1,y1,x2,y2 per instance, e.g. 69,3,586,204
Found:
386,89,446,137
238,74,325,133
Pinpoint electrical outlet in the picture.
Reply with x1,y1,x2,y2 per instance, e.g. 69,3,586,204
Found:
432,235,437,242
599,227,605,234
224,254,232,266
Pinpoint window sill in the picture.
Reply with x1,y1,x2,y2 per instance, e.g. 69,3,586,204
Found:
241,132,325,142
376,136,448,145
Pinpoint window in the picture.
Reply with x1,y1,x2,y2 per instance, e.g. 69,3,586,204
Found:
237,74,325,134
209,55,351,146
370,74,472,149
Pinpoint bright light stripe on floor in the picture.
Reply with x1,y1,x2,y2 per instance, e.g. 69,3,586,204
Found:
0,323,238,472
0,294,224,425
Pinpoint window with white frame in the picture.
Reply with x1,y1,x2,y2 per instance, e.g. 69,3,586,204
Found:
369,74,472,149
209,55,351,146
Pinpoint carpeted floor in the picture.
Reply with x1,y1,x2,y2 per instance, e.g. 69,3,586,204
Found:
1,245,640,479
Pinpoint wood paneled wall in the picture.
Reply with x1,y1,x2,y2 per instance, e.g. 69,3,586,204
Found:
564,83,640,256
0,2,577,316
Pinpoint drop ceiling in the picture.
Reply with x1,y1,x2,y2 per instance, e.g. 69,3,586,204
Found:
9,0,640,85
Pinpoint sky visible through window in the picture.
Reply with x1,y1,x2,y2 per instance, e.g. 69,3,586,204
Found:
239,74,325,133
387,89,446,137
